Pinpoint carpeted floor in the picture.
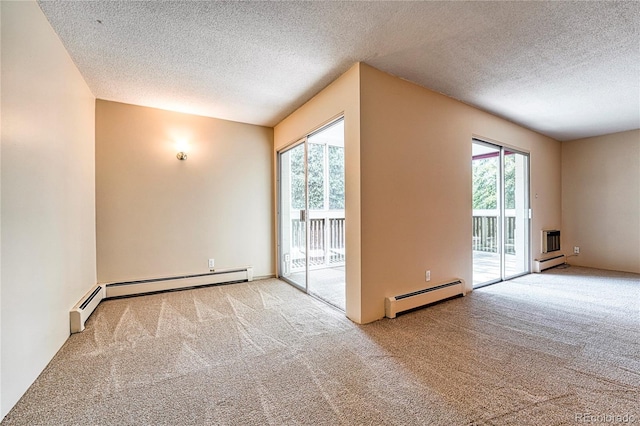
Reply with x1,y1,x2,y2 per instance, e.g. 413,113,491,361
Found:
2,266,639,425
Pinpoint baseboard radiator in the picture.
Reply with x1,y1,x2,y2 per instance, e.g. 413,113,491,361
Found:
533,255,566,273
70,266,253,333
70,284,106,333
385,279,466,319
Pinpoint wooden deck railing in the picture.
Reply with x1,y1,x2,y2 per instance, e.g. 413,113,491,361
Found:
290,211,345,270
291,210,519,269
473,210,516,254
290,210,514,270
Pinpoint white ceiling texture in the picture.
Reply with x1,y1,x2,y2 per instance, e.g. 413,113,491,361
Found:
37,1,640,141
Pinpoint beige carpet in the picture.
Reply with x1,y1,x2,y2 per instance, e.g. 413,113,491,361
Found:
3,266,639,425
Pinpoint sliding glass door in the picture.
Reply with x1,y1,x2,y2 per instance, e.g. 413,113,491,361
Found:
278,118,346,310
472,139,530,287
472,143,501,284
503,149,530,278
279,142,307,290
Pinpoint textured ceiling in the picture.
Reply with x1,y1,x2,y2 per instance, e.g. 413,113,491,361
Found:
37,1,639,141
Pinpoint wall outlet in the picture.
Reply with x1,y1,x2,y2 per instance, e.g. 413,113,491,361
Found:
573,247,580,254
208,258,215,269
425,270,431,282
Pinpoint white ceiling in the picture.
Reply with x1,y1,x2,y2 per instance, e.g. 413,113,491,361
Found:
37,1,640,141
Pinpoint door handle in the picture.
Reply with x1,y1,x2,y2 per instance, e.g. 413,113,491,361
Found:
299,210,306,222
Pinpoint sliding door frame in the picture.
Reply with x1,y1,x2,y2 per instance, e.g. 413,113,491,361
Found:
277,139,309,291
277,116,346,297
473,138,531,288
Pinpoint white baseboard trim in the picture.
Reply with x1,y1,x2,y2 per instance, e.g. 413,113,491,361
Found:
533,255,566,273
70,266,253,333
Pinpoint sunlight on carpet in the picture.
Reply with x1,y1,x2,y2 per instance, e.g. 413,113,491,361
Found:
2,266,638,425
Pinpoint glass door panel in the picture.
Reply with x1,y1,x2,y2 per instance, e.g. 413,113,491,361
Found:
472,139,530,287
306,119,345,310
504,151,529,278
472,142,502,286
279,143,307,290
278,119,345,310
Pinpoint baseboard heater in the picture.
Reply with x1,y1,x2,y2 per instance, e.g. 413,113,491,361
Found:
533,255,565,273
385,279,466,319
70,266,253,333
70,284,106,333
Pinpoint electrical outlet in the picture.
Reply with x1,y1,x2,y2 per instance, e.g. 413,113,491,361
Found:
425,270,431,282
208,258,215,269
574,247,580,254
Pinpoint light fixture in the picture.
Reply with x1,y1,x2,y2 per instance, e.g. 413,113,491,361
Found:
175,138,189,160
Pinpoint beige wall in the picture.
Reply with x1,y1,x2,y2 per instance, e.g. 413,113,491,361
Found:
358,64,560,323
96,101,274,282
562,130,640,273
274,64,362,323
274,63,561,324
1,1,96,418
0,1,3,414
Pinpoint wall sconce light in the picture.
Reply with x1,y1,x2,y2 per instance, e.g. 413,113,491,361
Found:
175,139,189,160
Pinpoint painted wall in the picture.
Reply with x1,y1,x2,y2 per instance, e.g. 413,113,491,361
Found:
0,1,96,418
96,101,274,282
0,2,3,414
274,64,362,323
358,64,561,323
562,130,640,273
274,63,560,324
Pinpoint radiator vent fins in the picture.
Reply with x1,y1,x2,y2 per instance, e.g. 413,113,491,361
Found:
106,268,250,288
79,285,103,310
542,229,561,253
395,280,463,300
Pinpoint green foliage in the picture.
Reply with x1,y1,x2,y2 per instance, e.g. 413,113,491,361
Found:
290,146,305,209
473,158,497,209
290,143,345,210
504,154,516,209
472,154,517,210
329,146,345,209
308,144,325,209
